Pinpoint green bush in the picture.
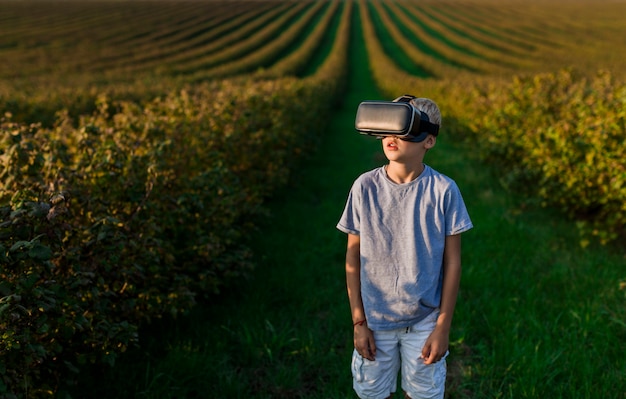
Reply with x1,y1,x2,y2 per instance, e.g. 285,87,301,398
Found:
0,0,350,388
0,76,339,397
470,69,626,245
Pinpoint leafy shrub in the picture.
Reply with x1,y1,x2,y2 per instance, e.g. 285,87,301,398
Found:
0,75,339,397
0,0,351,390
470,69,626,245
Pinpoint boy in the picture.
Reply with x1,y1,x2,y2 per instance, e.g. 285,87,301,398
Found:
337,96,473,399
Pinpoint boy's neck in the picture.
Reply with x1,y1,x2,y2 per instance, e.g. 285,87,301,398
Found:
385,162,425,184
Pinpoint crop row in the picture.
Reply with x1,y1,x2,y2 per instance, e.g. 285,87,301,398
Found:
79,6,275,74
3,0,626,92
256,0,342,79
170,1,314,78
370,0,529,77
184,1,336,81
1,1,342,125
0,0,352,395
398,2,537,72
1,2,240,76
113,5,284,75
0,1,327,84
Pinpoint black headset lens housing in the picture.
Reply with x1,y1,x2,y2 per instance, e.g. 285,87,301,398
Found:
354,95,439,142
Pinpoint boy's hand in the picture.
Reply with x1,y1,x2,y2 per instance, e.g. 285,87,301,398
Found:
421,326,449,365
354,324,376,361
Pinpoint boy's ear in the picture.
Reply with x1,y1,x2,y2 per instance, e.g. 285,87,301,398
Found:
424,135,437,149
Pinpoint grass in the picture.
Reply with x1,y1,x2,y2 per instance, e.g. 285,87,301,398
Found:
72,5,625,399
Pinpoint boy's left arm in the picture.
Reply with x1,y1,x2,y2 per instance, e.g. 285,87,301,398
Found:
422,234,462,365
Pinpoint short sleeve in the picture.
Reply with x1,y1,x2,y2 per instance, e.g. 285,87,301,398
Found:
444,181,473,236
337,181,361,235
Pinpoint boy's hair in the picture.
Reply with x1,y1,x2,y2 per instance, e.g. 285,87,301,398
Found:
408,98,442,129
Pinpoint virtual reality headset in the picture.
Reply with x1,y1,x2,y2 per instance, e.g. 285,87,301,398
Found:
355,95,439,142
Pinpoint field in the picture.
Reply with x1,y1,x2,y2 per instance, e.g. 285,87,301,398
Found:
1,0,625,398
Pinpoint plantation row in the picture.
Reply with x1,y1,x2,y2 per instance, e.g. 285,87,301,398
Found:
0,0,342,126
3,0,626,92
367,0,535,77
0,1,331,84
0,1,353,395
3,0,626,128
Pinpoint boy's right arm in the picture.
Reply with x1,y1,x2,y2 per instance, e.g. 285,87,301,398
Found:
345,233,376,361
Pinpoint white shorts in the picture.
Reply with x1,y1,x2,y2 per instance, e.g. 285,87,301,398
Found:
351,311,448,399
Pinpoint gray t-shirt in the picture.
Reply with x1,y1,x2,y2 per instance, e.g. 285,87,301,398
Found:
337,165,473,330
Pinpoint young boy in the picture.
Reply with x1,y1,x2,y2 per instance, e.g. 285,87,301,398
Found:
337,96,473,399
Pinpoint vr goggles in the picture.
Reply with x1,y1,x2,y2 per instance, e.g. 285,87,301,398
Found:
355,95,439,142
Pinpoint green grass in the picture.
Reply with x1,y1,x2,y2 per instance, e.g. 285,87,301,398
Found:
71,5,625,399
